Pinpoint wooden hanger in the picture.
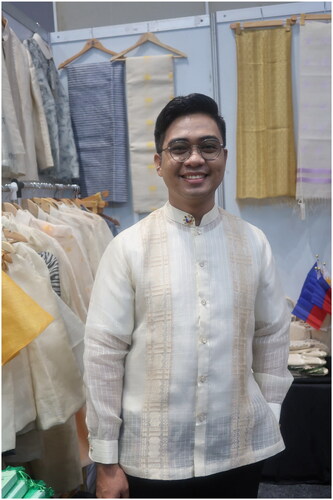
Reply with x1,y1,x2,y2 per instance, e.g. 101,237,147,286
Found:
2,15,7,27
111,32,187,61
21,199,39,218
2,202,17,215
2,240,15,253
3,228,28,243
58,38,118,69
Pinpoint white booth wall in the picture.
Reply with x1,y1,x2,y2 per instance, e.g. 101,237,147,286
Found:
46,1,330,303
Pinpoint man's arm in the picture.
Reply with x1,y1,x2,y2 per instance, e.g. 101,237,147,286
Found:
83,235,135,491
252,231,293,420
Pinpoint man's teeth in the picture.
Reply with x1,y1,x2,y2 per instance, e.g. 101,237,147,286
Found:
184,175,205,179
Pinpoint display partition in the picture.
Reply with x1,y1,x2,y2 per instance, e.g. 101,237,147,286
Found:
8,1,329,301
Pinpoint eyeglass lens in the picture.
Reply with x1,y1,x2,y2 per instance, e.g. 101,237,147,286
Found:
168,139,222,161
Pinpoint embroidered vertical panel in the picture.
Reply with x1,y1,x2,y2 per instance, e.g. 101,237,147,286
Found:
296,21,331,200
235,27,296,199
140,209,172,477
126,55,174,213
222,210,256,466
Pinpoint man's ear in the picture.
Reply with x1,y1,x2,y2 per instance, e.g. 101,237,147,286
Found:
154,153,163,177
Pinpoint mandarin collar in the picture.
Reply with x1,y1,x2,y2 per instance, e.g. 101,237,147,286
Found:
164,201,219,227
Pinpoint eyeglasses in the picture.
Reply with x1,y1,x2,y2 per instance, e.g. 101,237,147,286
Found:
161,139,224,162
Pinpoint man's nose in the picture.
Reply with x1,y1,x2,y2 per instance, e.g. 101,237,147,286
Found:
184,146,205,163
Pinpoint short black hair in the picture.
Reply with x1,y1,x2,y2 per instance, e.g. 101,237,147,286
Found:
154,93,226,153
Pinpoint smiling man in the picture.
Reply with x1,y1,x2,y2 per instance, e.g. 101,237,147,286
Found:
84,94,293,498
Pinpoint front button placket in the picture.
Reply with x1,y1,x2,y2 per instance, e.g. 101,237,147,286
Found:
192,223,210,476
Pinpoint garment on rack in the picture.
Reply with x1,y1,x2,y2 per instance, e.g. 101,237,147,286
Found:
126,54,172,213
5,243,85,431
38,252,60,296
2,214,88,321
296,21,331,200
24,33,80,182
14,208,94,308
2,349,37,453
2,271,54,366
2,23,47,180
1,51,26,177
25,46,54,172
1,196,113,495
48,203,113,277
67,61,129,201
235,27,296,199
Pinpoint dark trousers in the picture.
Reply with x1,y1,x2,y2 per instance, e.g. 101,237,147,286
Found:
127,460,265,498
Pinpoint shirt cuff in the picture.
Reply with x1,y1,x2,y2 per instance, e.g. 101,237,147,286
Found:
268,402,281,423
88,439,118,464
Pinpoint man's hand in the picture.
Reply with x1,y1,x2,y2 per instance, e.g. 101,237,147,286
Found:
96,463,129,498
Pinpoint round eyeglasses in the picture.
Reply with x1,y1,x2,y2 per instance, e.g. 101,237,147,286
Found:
161,139,224,162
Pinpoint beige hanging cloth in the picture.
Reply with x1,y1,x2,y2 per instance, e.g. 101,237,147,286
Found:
296,21,331,201
235,27,296,199
126,54,174,213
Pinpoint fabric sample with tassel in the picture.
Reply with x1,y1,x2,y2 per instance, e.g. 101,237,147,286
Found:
126,54,174,213
235,27,296,199
296,21,331,200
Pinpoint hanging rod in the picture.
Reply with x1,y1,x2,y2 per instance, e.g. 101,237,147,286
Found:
2,181,80,193
230,18,295,31
291,13,331,24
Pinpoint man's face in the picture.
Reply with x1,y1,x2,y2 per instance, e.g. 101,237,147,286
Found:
154,113,227,213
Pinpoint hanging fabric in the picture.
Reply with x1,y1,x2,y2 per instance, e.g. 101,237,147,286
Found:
235,26,296,199
67,61,129,201
2,22,47,181
2,271,54,365
126,54,174,213
24,33,80,182
296,20,331,201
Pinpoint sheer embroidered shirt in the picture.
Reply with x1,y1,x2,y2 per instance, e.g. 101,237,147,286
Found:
84,202,293,480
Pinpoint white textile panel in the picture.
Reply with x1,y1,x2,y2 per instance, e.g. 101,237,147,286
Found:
126,54,174,213
296,21,331,200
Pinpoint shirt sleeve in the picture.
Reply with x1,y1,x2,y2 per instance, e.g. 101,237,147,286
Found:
252,230,293,414
84,234,134,464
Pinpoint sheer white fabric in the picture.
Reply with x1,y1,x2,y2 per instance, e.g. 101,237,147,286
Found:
84,202,293,480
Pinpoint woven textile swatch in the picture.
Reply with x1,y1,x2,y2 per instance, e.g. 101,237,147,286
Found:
236,27,296,199
296,21,331,200
67,61,129,202
126,55,174,213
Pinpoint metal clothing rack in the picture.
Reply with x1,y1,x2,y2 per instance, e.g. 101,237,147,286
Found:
2,181,81,202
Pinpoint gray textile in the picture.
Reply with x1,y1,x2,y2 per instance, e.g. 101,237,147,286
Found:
67,61,129,202
24,38,80,182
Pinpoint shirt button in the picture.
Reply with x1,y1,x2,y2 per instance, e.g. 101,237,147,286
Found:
200,337,207,344
201,299,207,306
198,413,206,422
199,375,207,383
199,261,205,267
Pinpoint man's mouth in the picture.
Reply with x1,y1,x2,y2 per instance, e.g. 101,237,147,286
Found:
181,174,207,180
